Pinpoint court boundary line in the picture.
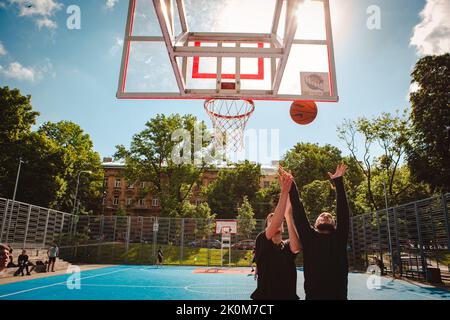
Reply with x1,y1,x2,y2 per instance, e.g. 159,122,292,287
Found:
0,267,131,299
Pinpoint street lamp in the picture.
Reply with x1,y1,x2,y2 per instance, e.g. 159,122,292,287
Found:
72,170,93,215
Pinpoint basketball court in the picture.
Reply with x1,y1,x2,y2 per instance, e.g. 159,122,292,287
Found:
0,266,449,300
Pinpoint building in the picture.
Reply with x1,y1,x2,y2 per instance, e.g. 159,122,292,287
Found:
101,158,278,216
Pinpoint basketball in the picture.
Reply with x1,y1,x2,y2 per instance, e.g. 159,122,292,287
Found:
290,101,318,125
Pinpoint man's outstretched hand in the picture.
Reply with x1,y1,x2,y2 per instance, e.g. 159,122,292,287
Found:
278,165,294,194
327,163,348,180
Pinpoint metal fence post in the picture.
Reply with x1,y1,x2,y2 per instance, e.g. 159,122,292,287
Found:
441,194,450,250
180,218,185,265
5,201,16,243
375,210,382,262
23,205,32,249
207,220,211,267
125,216,131,262
350,217,356,269
362,215,368,268
414,203,427,280
42,210,51,248
0,199,10,242
393,207,402,276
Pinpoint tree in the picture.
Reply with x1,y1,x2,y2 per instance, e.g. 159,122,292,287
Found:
38,121,104,213
0,87,64,207
280,142,364,215
301,180,335,222
115,114,211,217
237,196,256,239
407,54,450,192
281,143,342,190
204,161,261,219
338,112,412,211
181,202,216,239
255,180,280,219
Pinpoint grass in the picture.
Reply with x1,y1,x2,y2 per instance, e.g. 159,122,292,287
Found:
61,243,304,267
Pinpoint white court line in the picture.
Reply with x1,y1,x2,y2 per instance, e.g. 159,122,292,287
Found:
0,267,132,299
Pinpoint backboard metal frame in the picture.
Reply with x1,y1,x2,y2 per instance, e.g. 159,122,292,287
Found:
117,0,339,102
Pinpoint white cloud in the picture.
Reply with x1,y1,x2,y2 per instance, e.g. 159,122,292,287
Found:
0,62,36,82
9,0,62,30
109,37,124,56
0,59,55,82
0,41,6,56
36,17,57,29
9,0,62,16
0,2,7,9
105,0,118,10
410,0,450,55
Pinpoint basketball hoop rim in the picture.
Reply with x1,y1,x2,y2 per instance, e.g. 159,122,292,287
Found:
204,99,255,120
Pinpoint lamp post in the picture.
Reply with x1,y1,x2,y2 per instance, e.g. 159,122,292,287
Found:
72,170,92,215
382,177,395,277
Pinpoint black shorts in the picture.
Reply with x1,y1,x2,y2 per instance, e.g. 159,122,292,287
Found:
48,257,56,263
158,256,163,263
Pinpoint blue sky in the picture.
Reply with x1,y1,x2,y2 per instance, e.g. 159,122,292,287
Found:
0,0,448,164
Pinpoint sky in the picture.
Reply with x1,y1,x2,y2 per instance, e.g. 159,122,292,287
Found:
0,0,449,165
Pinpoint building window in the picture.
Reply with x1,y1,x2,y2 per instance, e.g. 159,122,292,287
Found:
140,182,146,188
126,198,133,206
263,181,270,188
195,199,201,206
138,199,146,208
127,182,134,189
113,197,119,206
152,198,159,207
115,179,121,188
102,197,106,205
104,178,108,187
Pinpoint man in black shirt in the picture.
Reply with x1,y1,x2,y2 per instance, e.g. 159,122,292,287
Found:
251,167,301,300
14,250,35,276
289,163,350,300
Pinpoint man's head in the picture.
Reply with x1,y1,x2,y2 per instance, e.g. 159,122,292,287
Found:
266,213,284,235
314,212,336,234
22,250,27,255
1,244,9,272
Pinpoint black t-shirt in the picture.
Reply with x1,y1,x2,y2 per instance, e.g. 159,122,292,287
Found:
18,254,29,266
289,177,349,300
251,232,299,300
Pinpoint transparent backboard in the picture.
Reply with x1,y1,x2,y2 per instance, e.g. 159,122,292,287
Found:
117,0,338,102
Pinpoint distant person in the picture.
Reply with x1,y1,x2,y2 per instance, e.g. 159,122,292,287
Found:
157,247,164,267
289,163,350,300
14,250,35,276
7,246,16,268
251,167,302,300
47,244,59,272
0,244,9,273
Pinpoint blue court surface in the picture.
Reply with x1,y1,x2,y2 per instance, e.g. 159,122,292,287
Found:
0,266,449,300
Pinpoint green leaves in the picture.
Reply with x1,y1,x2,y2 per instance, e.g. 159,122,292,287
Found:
237,196,256,238
407,53,450,192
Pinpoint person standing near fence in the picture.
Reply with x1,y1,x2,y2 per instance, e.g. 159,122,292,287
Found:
156,247,164,268
47,243,59,272
288,163,350,300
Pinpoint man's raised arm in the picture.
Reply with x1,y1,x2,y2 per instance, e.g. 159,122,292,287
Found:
288,178,314,243
328,164,349,241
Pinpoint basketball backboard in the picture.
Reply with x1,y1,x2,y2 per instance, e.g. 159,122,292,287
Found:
117,0,339,102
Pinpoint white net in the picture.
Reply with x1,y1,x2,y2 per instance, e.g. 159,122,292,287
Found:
204,99,255,152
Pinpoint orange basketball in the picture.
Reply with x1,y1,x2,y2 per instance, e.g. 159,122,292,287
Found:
290,101,318,125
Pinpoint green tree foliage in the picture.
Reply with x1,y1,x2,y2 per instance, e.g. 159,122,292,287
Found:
338,111,414,211
237,196,256,238
115,114,211,216
180,202,216,238
38,121,104,213
281,143,342,189
255,180,280,218
301,180,335,222
0,87,63,207
407,54,450,192
204,161,261,219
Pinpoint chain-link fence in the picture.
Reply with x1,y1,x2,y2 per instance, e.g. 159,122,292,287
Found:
0,198,77,249
1,194,449,278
